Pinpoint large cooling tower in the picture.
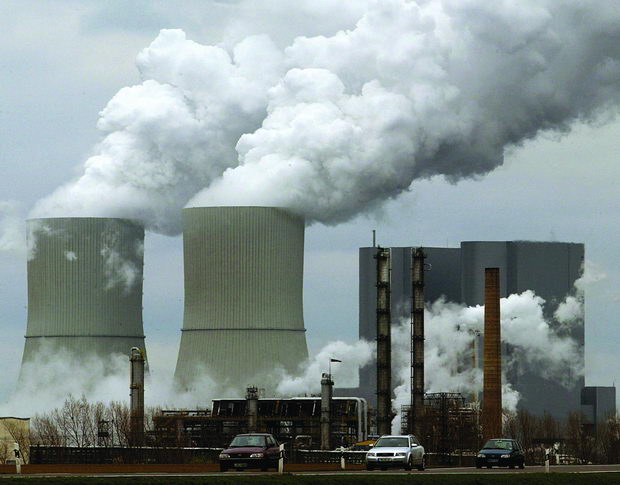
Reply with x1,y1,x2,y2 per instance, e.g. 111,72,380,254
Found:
174,207,309,390
20,218,146,373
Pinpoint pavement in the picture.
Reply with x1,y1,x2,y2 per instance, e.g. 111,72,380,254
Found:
2,464,620,477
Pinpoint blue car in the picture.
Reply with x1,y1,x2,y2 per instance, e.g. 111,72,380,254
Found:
476,438,525,469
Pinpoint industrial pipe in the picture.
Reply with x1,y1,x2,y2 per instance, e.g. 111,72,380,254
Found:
482,268,502,441
375,247,392,436
246,386,259,433
130,347,145,447
320,373,334,450
410,247,425,436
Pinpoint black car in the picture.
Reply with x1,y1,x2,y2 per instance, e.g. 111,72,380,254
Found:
219,433,281,471
476,438,525,469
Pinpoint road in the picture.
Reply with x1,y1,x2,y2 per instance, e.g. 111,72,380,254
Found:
2,464,620,478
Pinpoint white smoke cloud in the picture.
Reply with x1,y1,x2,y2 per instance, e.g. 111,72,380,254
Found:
274,340,375,397
30,0,620,231
100,231,143,293
30,30,283,234
100,246,140,293
2,341,222,417
575,259,607,292
64,250,78,261
391,290,583,431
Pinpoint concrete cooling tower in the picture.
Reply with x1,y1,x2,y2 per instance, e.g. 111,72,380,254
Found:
174,207,309,390
20,217,146,376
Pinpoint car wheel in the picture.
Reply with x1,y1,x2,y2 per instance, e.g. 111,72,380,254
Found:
404,456,413,471
519,460,525,469
417,455,425,471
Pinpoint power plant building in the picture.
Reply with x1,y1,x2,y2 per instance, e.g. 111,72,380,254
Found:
174,207,309,391
352,241,584,419
20,218,146,377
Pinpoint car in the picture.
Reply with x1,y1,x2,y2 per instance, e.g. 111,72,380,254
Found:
218,433,281,472
365,434,425,471
476,438,525,469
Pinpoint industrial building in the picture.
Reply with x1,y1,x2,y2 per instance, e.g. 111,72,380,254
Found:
581,386,617,434
174,207,309,391
351,241,584,419
19,217,146,380
153,396,368,449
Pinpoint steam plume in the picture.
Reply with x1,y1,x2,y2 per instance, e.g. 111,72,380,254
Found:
31,0,620,230
392,290,584,430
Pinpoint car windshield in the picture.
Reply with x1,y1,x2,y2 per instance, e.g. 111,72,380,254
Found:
374,437,409,448
483,439,514,450
229,435,267,448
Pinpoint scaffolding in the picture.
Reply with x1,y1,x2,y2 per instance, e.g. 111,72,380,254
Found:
401,393,481,457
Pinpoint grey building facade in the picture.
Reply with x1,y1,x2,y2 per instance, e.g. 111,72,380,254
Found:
581,386,617,433
351,241,584,419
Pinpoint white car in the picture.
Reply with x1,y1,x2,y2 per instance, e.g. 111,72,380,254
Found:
366,434,425,471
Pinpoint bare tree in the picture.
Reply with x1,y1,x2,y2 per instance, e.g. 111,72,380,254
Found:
598,412,620,464
566,411,596,464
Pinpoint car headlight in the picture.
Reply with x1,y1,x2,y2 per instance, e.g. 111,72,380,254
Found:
501,454,511,459
367,453,376,457
219,453,230,459
250,453,264,458
395,452,406,456
477,453,485,458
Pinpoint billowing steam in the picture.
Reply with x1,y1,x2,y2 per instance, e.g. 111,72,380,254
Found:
275,339,375,396
5,341,220,416
392,289,584,431
30,0,620,230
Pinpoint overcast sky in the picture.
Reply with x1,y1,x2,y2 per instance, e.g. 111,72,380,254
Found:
1,0,619,406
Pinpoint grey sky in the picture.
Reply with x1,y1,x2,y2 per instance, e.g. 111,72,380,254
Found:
1,1,619,406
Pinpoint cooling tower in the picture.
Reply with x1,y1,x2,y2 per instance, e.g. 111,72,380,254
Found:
20,217,146,375
174,207,309,390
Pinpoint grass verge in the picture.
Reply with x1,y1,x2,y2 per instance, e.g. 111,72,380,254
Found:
1,474,619,485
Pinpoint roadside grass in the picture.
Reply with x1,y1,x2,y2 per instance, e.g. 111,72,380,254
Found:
1,474,619,485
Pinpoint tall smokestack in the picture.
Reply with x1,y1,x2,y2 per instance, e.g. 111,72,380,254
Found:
129,347,145,446
409,247,425,435
20,217,146,381
375,247,392,436
320,373,334,450
174,207,309,390
483,267,502,441
246,386,259,433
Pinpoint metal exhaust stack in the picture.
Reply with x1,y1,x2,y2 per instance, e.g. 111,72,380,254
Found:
320,373,334,450
409,247,425,435
375,247,392,436
129,347,145,447
483,268,502,441
246,386,259,433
